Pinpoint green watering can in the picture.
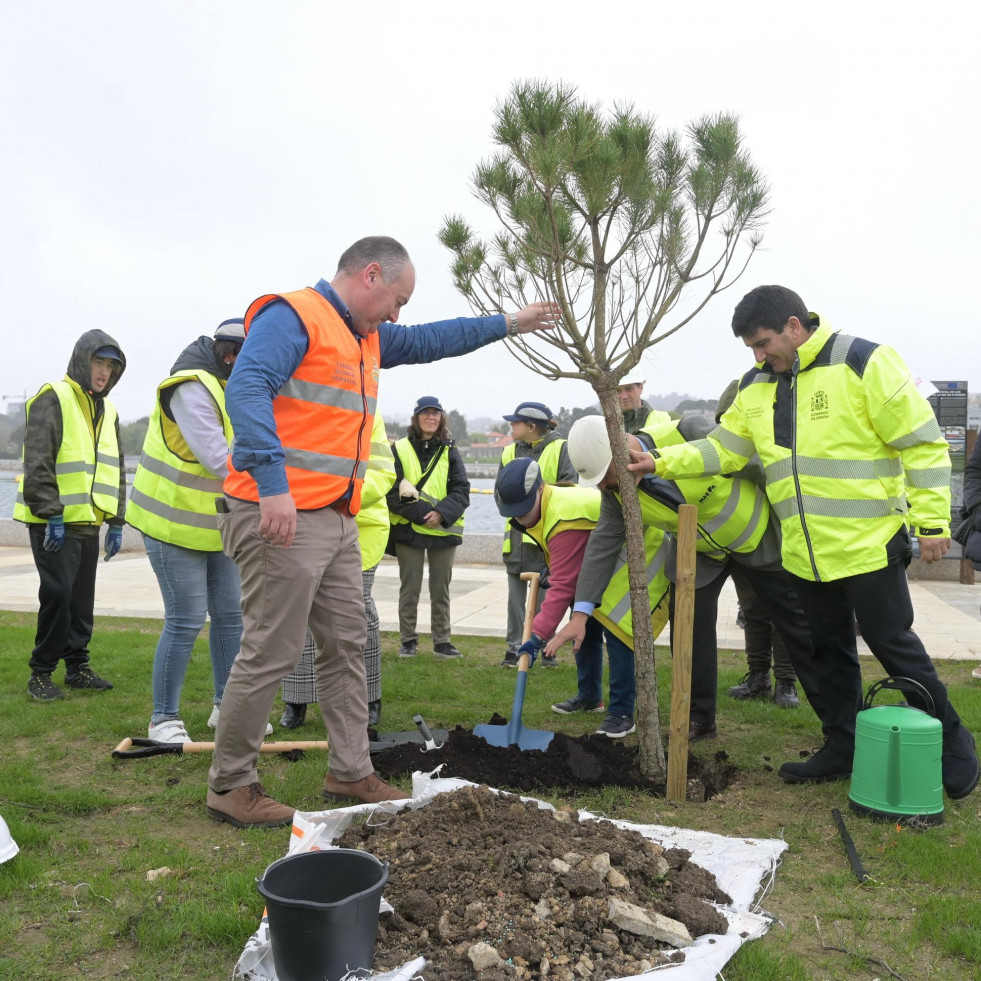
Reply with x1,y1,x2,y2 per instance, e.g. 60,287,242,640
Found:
849,677,944,827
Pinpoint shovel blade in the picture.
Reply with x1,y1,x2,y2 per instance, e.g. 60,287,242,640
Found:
474,722,554,751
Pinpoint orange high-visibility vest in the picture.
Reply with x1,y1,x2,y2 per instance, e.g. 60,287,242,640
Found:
223,288,381,513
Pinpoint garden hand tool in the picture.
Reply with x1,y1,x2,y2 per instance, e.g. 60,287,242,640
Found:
475,572,554,751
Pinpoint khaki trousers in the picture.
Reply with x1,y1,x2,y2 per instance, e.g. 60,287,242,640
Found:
208,499,371,792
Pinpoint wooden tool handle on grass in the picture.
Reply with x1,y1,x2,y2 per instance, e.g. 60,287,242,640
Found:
112,737,328,759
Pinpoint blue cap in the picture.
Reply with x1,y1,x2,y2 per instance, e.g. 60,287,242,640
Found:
503,401,554,425
214,318,246,342
412,396,444,415
495,458,543,518
93,345,123,364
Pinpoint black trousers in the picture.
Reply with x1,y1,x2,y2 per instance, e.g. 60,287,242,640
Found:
671,560,821,726
28,524,99,675
790,559,961,751
730,564,796,680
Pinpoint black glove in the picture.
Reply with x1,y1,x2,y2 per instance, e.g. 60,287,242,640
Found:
538,566,550,591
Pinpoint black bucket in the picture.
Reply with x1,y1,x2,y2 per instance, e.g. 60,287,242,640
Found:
256,848,389,981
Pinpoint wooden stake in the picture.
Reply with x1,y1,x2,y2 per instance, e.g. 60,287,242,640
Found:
667,504,698,802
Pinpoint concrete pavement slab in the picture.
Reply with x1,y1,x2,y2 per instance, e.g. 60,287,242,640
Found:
1,546,979,660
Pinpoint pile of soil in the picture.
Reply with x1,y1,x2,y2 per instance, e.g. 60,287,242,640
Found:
369,719,737,801
336,785,732,980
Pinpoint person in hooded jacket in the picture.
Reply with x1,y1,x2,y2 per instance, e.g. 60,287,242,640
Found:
13,329,127,701
387,396,470,659
954,434,981,679
126,321,257,743
497,401,578,667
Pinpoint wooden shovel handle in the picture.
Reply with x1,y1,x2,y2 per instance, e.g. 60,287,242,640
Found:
112,737,328,759
520,571,541,645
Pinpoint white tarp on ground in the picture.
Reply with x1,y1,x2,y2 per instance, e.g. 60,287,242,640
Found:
234,772,787,981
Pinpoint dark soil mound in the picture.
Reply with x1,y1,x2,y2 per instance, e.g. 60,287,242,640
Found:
335,784,733,980
370,719,736,801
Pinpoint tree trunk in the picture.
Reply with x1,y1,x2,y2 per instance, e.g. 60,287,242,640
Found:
597,390,666,783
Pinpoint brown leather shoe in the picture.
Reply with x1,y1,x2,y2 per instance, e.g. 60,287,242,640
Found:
206,783,295,829
688,721,718,743
322,771,410,805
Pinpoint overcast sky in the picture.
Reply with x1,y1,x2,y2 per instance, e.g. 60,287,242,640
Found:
3,0,979,425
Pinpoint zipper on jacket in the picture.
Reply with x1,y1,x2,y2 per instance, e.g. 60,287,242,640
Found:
790,357,820,580
350,346,369,500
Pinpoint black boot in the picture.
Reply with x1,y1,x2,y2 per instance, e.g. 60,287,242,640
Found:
779,743,853,784
773,679,800,709
279,703,307,730
368,699,381,727
727,670,772,700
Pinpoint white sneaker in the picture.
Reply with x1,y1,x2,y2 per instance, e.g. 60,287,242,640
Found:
148,719,190,743
208,705,273,737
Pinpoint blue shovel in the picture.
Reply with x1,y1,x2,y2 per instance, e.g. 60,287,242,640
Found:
475,572,554,751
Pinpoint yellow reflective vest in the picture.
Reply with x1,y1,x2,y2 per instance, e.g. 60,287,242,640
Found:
523,485,670,649
390,438,465,539
636,419,769,560
357,415,396,569
126,371,231,550
501,436,566,555
652,319,952,581
14,380,121,525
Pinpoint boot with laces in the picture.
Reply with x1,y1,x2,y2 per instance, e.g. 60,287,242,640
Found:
779,743,853,784
322,772,410,805
65,665,113,690
773,679,800,709
727,670,771,700
206,783,295,828
28,672,65,701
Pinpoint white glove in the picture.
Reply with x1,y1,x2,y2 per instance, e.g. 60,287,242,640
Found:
399,479,419,502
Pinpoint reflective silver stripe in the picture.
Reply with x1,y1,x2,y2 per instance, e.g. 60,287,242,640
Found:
16,489,89,507
695,441,722,476
828,332,854,365
745,371,775,387
283,446,367,480
129,488,218,530
137,453,222,493
719,491,764,553
710,426,755,460
364,458,396,473
370,440,394,458
55,460,95,476
772,495,906,521
97,450,118,467
279,377,377,415
92,480,120,499
888,418,944,449
764,455,903,483
905,466,953,489
700,484,740,535
605,546,668,624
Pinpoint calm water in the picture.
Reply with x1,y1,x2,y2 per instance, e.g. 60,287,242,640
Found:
0,473,503,535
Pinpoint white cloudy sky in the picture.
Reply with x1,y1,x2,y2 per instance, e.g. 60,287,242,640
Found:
3,0,979,424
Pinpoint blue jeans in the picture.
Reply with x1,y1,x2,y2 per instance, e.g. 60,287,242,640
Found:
143,534,242,724
575,617,636,718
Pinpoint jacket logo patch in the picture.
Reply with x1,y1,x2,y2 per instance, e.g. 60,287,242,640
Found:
810,390,829,420
371,360,380,385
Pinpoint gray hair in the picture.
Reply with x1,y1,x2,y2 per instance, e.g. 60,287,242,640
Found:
336,236,411,282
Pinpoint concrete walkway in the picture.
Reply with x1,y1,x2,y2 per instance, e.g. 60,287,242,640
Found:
2,545,979,659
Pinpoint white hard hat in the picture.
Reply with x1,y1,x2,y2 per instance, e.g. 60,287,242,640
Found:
567,415,613,488
619,370,645,386
0,814,19,865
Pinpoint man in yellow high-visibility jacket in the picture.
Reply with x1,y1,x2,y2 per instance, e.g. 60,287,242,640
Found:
14,331,126,701
631,284,978,799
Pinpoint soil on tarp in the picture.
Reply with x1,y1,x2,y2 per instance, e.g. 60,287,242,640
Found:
369,717,737,801
335,784,733,980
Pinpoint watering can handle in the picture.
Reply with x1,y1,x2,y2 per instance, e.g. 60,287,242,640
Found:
863,676,938,717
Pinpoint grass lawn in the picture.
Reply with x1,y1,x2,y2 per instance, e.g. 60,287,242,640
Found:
0,608,979,980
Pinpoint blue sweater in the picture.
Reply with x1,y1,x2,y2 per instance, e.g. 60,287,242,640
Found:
226,279,506,497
